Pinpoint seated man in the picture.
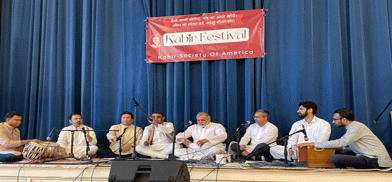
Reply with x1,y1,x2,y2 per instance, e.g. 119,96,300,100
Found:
136,111,178,159
0,111,42,162
57,113,98,158
229,109,278,162
285,101,331,159
298,108,392,169
98,111,143,158
176,112,227,160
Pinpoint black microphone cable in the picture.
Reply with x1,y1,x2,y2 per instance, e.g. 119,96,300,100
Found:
16,163,27,182
198,155,229,182
215,155,230,182
72,165,89,182
90,158,108,182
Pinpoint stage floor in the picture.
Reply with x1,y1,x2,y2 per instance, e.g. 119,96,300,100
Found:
1,158,392,182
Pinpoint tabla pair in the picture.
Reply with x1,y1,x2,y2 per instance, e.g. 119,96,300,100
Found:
22,142,61,159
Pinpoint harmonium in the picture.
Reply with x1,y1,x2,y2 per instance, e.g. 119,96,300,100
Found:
298,146,336,168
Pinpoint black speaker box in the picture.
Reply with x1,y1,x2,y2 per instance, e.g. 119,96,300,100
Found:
109,160,190,182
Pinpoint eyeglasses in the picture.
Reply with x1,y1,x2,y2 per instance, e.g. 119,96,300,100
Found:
253,116,266,119
332,118,342,121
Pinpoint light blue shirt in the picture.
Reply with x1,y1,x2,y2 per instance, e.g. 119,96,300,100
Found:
315,121,392,168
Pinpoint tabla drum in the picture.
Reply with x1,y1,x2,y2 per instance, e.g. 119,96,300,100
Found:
41,142,61,159
22,142,45,159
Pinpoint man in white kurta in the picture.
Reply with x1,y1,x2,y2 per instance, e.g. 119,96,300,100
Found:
176,112,227,160
229,109,283,161
280,101,331,159
57,113,98,158
106,112,143,156
136,112,178,159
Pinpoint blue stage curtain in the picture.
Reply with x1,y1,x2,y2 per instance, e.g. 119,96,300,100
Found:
1,0,392,151
263,0,392,149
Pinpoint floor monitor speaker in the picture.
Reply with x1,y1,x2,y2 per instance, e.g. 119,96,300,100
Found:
109,160,190,182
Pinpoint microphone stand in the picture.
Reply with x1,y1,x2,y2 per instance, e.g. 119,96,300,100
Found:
69,130,76,159
374,98,392,124
236,125,247,161
131,97,149,160
281,136,290,167
226,124,248,161
131,98,139,159
170,122,192,160
81,128,93,163
60,129,119,163
65,130,86,162
244,129,306,167
115,127,128,160
65,129,92,163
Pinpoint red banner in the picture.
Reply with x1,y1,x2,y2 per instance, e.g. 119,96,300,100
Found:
146,9,264,63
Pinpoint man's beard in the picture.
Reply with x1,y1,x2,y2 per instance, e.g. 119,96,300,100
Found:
156,120,163,124
198,122,208,128
334,123,344,128
298,112,308,119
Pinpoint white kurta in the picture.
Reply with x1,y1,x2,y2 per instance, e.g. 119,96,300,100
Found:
57,125,98,158
273,116,331,159
287,116,331,148
240,122,278,151
106,124,143,155
229,122,284,159
176,122,227,160
136,122,178,159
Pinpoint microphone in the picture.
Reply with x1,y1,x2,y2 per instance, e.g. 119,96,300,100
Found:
131,97,140,106
147,117,153,122
241,121,251,126
185,121,192,126
117,127,128,141
46,128,56,141
302,125,309,141
81,127,87,134
171,121,193,136
373,99,392,124
236,121,250,132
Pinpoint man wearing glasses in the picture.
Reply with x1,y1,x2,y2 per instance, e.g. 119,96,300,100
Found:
229,109,282,161
298,108,392,169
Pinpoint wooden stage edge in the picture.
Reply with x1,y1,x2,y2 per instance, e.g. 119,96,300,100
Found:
0,158,392,182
